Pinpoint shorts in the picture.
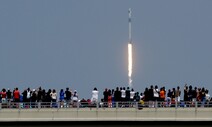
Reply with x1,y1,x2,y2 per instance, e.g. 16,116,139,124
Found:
2,98,6,103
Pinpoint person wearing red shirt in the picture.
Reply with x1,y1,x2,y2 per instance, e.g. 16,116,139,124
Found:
13,88,20,102
1,88,7,103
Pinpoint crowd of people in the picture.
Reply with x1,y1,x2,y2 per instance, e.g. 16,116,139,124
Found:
100,84,211,107
0,84,211,108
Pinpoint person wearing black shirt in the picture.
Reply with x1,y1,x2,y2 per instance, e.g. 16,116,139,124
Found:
65,87,71,107
37,87,43,102
149,85,154,107
126,87,130,102
114,87,120,102
184,85,189,102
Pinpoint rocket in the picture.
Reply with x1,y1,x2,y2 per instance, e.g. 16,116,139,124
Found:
128,8,132,44
128,8,133,87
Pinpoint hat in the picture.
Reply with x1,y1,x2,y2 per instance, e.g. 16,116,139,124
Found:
33,89,35,92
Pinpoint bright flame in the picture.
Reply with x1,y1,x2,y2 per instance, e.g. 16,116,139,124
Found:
128,43,132,87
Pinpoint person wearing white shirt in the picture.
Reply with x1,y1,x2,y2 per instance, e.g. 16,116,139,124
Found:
121,87,126,102
130,88,135,102
91,87,99,104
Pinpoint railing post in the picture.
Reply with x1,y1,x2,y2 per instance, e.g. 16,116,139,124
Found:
155,101,158,109
57,102,60,109
116,102,118,109
0,103,2,110
77,101,79,110
19,103,21,110
38,102,41,109
96,102,99,109
175,101,177,109
135,102,138,110
195,101,197,111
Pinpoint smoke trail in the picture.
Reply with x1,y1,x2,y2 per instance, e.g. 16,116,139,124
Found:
128,43,132,88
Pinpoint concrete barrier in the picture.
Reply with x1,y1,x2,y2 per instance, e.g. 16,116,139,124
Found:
0,107,212,121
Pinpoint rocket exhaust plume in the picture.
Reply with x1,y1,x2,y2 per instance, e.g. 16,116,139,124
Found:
128,43,132,87
128,8,133,88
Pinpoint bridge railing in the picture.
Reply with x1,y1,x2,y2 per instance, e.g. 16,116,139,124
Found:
0,100,212,110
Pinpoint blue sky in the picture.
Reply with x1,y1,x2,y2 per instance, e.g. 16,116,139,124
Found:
0,0,212,99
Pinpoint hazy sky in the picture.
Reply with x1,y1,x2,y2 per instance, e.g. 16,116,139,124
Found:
0,0,212,99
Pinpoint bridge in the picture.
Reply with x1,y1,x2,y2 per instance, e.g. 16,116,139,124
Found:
0,102,212,122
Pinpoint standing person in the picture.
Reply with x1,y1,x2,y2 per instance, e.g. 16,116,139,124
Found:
91,87,99,105
13,88,20,102
13,88,20,108
166,89,172,107
1,88,7,104
153,85,159,107
31,89,37,108
26,88,31,103
114,87,120,103
103,88,108,106
153,86,159,101
69,89,73,102
130,88,135,102
65,87,71,107
22,89,27,108
50,89,57,108
175,86,181,104
149,85,154,107
188,85,193,102
171,88,176,101
37,87,43,102
197,88,202,102
205,89,210,107
192,87,197,102
126,87,130,102
201,87,206,107
144,88,149,102
111,89,115,107
121,87,126,102
119,87,123,106
205,90,210,102
6,88,12,108
125,87,130,107
41,89,46,107
59,89,65,108
159,87,165,107
72,90,78,107
184,84,189,102
160,87,165,102
121,87,126,107
130,89,135,107
108,89,112,108
189,85,195,107
46,89,52,107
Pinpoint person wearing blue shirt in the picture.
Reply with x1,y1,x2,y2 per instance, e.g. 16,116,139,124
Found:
59,89,65,108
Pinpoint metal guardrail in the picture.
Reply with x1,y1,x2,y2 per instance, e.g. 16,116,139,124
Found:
0,101,212,110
